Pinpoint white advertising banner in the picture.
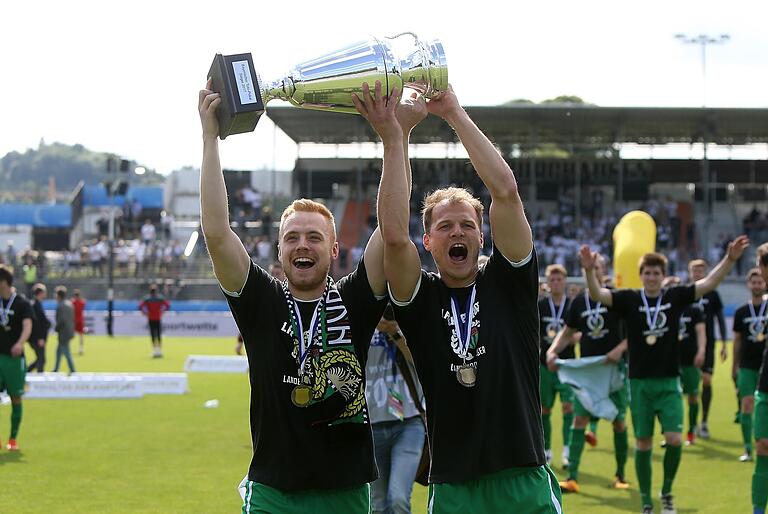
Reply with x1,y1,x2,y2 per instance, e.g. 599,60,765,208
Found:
184,355,248,373
24,373,188,398
25,375,143,399
47,311,239,338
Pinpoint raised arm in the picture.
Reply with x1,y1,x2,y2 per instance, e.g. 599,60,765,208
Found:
352,82,424,303
580,245,613,306
694,235,749,299
426,86,531,262
198,79,251,293
694,321,706,368
732,331,742,382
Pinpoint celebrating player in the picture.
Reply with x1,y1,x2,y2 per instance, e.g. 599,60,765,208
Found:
0,265,33,451
733,268,767,463
752,243,768,514
582,235,748,514
546,253,630,492
200,79,390,513
356,81,562,513
538,264,574,468
687,259,728,439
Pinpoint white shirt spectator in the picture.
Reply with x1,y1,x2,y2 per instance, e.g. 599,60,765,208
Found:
141,222,156,243
256,239,272,262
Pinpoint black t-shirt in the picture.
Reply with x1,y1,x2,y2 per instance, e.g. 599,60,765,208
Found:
224,259,386,492
696,290,724,343
611,285,696,379
733,301,768,371
0,293,33,355
392,246,543,484
565,291,623,358
678,304,704,367
538,296,573,364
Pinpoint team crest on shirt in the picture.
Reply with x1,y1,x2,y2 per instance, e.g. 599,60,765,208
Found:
638,303,670,338
281,285,367,424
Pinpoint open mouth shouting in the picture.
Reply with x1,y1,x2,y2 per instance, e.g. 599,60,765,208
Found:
292,256,316,271
448,243,468,264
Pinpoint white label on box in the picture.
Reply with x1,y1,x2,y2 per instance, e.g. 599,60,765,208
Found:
232,60,258,105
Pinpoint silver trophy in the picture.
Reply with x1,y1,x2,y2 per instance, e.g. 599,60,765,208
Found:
208,33,448,139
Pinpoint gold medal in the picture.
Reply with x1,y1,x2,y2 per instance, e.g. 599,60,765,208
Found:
758,333,766,343
678,334,684,341
291,385,312,407
547,329,557,339
456,365,477,388
646,334,657,345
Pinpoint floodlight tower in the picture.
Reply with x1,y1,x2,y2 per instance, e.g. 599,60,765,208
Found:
674,33,730,256
674,33,730,107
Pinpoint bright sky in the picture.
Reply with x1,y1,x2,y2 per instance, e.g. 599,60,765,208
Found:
2,0,766,175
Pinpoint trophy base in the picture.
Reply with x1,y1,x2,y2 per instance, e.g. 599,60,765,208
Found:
208,53,265,139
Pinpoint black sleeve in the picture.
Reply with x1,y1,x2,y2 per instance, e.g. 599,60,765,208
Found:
733,308,744,334
692,306,704,324
485,244,539,304
336,257,388,356
670,284,697,309
223,262,280,345
611,289,634,317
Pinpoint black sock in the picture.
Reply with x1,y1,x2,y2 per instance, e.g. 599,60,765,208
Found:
702,384,712,422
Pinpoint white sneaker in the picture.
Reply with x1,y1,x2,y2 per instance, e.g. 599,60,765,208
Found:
660,493,677,514
562,446,570,469
698,422,711,440
545,449,553,465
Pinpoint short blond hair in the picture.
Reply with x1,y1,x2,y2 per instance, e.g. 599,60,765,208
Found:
688,259,708,272
545,264,567,277
758,243,768,262
422,187,483,233
279,199,336,241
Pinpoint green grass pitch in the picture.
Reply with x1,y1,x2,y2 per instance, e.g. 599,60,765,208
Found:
1,336,754,513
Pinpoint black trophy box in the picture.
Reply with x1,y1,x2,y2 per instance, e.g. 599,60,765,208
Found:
208,53,265,139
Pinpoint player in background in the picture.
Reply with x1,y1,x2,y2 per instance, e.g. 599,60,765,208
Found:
733,269,767,463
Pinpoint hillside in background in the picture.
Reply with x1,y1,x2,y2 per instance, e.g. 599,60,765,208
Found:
0,141,164,203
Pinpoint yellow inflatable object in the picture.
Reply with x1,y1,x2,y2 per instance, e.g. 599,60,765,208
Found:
613,211,656,289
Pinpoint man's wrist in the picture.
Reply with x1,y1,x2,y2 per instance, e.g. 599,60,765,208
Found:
443,107,468,126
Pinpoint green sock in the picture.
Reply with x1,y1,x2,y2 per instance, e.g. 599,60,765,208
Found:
10,403,22,439
614,429,629,478
662,444,682,496
563,412,573,447
542,413,552,450
689,401,699,434
742,412,754,453
753,455,768,510
568,428,585,480
635,448,653,506
589,419,598,434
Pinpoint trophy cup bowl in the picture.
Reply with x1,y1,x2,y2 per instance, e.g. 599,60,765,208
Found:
208,33,448,139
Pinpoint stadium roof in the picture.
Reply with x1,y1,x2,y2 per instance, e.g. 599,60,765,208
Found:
267,105,768,147
0,204,71,228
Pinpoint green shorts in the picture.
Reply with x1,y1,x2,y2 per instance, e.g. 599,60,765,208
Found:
540,365,574,409
574,381,628,423
629,377,683,438
680,366,701,395
738,368,759,399
427,465,563,514
755,392,768,441
0,354,26,397
238,480,369,514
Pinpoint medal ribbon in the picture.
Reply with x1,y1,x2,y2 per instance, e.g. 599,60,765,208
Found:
0,292,16,327
584,289,601,325
548,295,566,332
450,285,477,360
748,298,768,337
282,278,330,376
640,289,663,333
